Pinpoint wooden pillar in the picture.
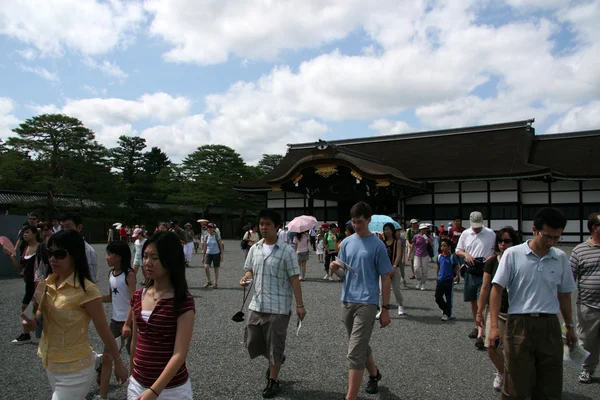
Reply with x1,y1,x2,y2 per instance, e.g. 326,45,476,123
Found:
431,184,436,225
548,179,552,204
458,182,463,221
283,191,287,224
579,181,584,242
487,180,491,228
324,199,328,222
517,179,522,236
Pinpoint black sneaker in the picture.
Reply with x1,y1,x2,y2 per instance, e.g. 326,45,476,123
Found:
11,333,31,345
475,337,485,349
265,354,286,380
365,370,382,394
262,379,280,398
468,328,478,339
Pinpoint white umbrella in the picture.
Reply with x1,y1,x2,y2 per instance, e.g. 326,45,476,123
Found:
112,222,122,227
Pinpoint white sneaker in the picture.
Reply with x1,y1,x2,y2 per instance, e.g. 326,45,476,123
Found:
328,275,334,281
493,372,504,391
398,306,405,315
420,285,426,291
415,283,421,290
323,274,329,280
441,314,449,321
375,310,382,320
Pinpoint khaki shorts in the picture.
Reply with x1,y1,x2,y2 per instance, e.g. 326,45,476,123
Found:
342,302,378,370
244,310,290,365
484,307,507,348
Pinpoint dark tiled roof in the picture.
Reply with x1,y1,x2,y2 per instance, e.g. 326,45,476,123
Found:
0,191,102,208
236,119,554,190
529,129,600,179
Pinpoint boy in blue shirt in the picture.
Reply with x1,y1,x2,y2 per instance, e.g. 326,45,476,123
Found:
436,238,460,321
330,202,392,400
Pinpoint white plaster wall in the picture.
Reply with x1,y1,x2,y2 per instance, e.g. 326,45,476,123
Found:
583,181,600,190
434,182,459,193
490,191,518,202
268,191,285,199
522,180,548,192
490,219,518,231
490,180,517,190
462,192,487,203
406,194,433,205
583,190,600,203
313,200,325,207
462,181,487,191
434,193,459,204
522,192,548,204
522,220,533,233
564,220,582,233
552,192,579,203
551,181,579,191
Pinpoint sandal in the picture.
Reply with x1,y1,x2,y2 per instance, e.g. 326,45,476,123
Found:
212,283,219,289
204,282,212,288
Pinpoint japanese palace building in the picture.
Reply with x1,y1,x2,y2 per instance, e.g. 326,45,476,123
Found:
235,119,599,243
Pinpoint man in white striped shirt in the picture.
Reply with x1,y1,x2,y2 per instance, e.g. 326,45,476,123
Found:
570,212,600,384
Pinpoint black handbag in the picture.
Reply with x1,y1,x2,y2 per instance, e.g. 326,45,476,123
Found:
463,257,486,276
232,281,254,322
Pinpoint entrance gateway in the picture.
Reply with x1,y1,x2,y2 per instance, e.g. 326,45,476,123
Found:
235,119,600,243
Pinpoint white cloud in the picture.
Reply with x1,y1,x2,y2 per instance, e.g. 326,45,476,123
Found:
83,58,128,80
0,0,145,57
16,48,37,60
504,0,570,10
144,0,372,65
0,97,20,140
82,85,107,96
369,119,414,136
546,101,600,133
19,65,60,82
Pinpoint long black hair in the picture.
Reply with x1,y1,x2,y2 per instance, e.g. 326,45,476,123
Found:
142,231,188,315
106,241,132,273
382,222,396,239
48,229,91,291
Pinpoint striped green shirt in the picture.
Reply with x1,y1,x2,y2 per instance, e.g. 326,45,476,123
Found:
570,238,600,310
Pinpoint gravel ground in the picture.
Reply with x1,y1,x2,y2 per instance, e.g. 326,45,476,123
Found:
0,241,598,400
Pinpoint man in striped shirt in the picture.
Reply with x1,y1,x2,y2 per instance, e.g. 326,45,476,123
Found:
241,209,306,399
570,212,600,384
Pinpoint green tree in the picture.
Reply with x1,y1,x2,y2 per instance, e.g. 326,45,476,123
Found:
143,146,171,177
257,154,284,176
110,135,147,185
6,114,115,217
180,145,249,211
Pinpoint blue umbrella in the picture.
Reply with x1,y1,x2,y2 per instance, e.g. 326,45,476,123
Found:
368,215,401,232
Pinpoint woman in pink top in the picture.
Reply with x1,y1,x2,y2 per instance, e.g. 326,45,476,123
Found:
294,231,310,281
129,231,195,400
411,224,433,290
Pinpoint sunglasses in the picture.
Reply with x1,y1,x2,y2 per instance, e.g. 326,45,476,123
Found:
47,249,69,260
498,239,513,245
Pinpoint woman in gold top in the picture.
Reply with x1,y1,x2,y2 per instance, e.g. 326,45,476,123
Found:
24,229,128,399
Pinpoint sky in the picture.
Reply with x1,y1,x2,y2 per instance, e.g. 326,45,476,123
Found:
0,0,599,164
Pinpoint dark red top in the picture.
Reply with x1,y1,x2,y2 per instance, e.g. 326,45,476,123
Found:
131,288,195,388
449,226,465,245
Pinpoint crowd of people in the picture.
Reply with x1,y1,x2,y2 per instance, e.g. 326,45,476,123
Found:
1,205,599,399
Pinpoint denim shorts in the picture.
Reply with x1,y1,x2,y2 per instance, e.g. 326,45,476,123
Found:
463,273,483,302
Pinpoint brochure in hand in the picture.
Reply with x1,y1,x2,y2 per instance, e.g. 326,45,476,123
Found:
335,256,355,274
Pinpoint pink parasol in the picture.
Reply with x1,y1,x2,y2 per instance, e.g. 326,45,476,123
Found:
0,236,16,256
288,215,318,233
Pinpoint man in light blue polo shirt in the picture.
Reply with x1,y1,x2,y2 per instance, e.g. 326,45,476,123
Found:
330,201,392,400
489,207,577,399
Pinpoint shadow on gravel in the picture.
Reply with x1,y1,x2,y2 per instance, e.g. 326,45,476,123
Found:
564,393,594,400
281,380,403,399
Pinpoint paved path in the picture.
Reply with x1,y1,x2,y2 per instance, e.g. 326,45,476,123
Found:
0,241,598,399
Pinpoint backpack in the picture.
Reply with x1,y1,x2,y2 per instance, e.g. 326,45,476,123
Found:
436,253,458,267
240,231,250,250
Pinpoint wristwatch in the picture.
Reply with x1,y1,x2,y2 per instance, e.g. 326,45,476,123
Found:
381,304,394,310
564,322,574,328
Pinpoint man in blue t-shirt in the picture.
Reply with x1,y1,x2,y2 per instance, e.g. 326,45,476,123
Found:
330,202,392,400
435,238,460,321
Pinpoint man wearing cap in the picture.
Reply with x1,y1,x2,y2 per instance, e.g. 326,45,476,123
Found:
456,211,495,348
405,219,419,279
183,223,195,267
570,212,600,384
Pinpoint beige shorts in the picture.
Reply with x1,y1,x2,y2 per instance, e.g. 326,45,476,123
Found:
484,306,507,348
342,302,378,370
244,310,290,365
